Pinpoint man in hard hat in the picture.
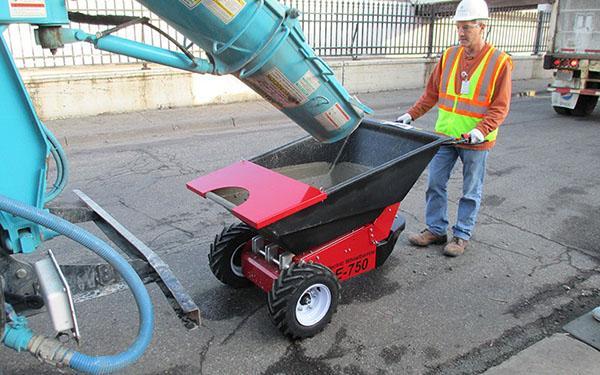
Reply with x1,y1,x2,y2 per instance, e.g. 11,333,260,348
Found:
398,0,512,257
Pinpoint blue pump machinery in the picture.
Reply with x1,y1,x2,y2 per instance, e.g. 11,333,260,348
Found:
0,0,372,373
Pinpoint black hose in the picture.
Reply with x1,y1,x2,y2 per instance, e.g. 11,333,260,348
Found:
1,276,5,340
67,11,198,65
68,11,139,25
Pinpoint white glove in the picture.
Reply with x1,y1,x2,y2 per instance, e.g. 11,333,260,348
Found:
467,129,485,144
395,113,413,124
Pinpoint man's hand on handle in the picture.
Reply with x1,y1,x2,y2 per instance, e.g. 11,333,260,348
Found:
463,129,485,144
395,113,413,125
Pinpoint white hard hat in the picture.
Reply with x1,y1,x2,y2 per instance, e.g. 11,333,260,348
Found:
454,0,489,22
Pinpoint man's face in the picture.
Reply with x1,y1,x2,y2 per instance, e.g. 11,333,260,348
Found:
456,21,484,48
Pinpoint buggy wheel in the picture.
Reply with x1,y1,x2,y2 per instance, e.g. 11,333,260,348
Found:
209,223,255,288
268,263,340,339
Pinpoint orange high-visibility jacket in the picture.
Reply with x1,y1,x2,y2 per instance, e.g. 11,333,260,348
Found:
408,43,513,150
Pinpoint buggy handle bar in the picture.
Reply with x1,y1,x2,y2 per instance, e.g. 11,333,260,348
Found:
206,192,237,210
443,138,469,146
385,120,486,146
442,134,489,146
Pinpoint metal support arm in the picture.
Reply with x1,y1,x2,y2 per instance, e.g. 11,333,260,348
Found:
72,190,200,328
37,27,215,75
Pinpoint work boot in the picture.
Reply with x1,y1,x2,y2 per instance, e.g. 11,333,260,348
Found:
407,229,447,247
443,237,469,257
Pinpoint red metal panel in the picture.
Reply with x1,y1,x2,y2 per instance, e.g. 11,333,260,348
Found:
299,227,377,281
241,251,279,292
239,204,400,291
372,203,400,242
298,204,400,282
186,161,327,229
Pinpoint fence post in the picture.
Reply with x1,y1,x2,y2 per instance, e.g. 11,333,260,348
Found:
533,10,544,55
427,4,435,57
350,23,359,60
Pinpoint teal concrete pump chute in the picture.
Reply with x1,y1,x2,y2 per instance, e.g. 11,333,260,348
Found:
1,0,372,373
136,0,373,142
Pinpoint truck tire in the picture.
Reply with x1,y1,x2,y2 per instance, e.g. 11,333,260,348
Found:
553,95,598,117
553,106,572,116
209,223,255,288
572,95,598,117
268,262,340,339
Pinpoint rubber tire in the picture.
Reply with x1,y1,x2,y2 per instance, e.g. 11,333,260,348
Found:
553,106,572,116
268,263,340,339
208,223,255,288
572,95,598,117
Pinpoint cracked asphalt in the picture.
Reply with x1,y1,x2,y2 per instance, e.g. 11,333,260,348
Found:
1,83,599,374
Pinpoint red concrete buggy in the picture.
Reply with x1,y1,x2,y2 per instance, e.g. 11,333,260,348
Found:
187,119,449,339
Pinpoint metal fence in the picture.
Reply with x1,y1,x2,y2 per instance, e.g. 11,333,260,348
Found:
284,1,552,58
3,0,551,69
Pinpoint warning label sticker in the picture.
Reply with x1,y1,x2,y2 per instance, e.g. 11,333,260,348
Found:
295,70,321,98
179,0,245,23
204,0,246,24
245,68,310,109
245,81,284,110
9,0,46,18
315,103,351,131
180,0,202,8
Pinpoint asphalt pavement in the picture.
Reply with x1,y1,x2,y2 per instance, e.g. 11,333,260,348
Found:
1,78,600,374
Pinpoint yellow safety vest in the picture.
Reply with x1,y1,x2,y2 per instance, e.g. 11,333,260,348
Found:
436,45,511,141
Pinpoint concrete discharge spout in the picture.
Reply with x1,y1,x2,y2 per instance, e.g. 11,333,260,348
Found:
136,0,372,143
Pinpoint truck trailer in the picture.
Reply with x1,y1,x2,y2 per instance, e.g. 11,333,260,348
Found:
543,0,600,116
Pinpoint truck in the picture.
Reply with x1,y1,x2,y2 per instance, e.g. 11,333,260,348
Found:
543,0,600,116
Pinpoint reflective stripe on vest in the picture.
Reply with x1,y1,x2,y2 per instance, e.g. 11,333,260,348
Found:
440,47,460,93
435,45,509,141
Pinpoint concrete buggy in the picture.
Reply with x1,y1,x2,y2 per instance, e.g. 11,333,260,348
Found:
188,119,448,338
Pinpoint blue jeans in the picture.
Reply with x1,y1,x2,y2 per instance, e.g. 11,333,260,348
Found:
425,146,489,241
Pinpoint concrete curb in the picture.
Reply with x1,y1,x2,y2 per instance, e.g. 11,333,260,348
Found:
22,55,552,120
483,333,600,375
